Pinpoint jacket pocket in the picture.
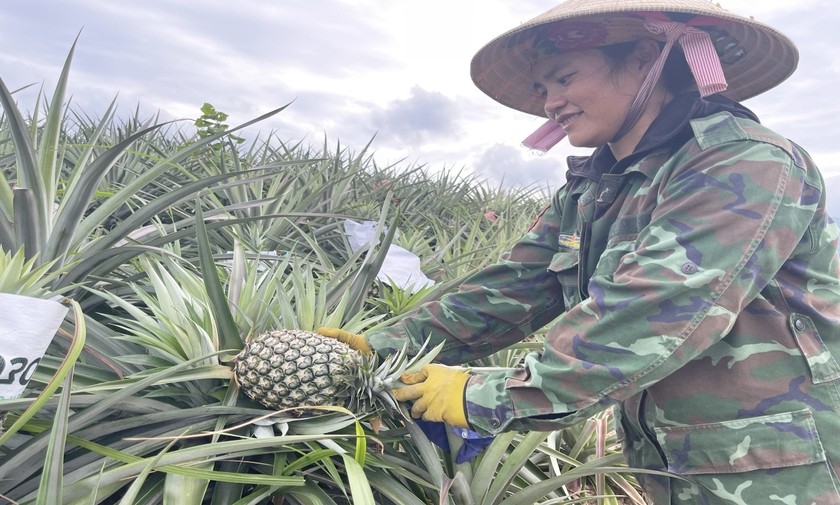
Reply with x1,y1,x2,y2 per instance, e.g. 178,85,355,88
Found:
547,250,580,307
654,409,840,502
790,313,840,384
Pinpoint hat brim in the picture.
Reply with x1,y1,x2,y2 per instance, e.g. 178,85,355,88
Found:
470,0,799,117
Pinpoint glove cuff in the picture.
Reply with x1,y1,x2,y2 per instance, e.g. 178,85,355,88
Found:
451,371,470,429
462,374,473,431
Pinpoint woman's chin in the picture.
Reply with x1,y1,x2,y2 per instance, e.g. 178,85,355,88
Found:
566,135,592,148
565,130,607,149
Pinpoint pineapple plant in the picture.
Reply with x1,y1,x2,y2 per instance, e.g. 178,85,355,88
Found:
234,329,428,415
0,46,646,502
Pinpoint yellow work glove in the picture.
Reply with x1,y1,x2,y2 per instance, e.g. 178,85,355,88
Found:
392,364,470,428
316,327,373,356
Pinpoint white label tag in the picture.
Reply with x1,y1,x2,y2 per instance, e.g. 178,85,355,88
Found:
0,293,69,399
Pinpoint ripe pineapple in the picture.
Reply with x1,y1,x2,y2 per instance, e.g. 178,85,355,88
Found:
233,329,407,415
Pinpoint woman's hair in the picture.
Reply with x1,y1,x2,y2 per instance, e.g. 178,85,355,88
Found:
599,40,695,95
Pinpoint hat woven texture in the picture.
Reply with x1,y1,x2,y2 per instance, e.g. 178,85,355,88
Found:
470,0,798,117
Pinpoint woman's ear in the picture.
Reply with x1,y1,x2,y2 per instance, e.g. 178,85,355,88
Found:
630,39,662,73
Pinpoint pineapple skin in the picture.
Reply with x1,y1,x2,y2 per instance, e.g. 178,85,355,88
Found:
234,329,360,411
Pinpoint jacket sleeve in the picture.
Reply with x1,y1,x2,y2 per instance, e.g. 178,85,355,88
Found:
365,193,567,365
465,136,817,435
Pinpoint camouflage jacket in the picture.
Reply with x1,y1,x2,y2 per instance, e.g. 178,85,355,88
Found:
367,94,840,502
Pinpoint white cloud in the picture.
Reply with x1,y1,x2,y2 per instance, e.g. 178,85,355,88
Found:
825,175,840,217
0,0,837,202
472,143,567,189
366,86,461,145
722,0,824,14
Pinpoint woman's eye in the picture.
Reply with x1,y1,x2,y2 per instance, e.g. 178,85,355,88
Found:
557,73,573,85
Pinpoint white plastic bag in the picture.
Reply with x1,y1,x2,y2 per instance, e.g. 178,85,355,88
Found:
344,220,434,294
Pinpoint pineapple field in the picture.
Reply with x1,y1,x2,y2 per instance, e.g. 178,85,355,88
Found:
0,47,650,504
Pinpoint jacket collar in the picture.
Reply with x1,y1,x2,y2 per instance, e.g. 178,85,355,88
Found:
565,93,760,181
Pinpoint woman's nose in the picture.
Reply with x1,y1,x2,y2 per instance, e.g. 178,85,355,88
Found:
543,91,567,120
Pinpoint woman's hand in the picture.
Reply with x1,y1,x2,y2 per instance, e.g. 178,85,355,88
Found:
316,327,373,356
392,364,470,428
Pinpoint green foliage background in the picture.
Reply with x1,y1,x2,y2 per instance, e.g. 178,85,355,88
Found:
0,45,649,504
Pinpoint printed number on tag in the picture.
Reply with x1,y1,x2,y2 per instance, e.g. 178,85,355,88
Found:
0,356,41,385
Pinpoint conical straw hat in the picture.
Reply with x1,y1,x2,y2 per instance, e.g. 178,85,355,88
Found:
470,0,798,117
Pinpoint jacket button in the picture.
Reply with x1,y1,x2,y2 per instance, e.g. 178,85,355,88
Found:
489,418,501,428
680,262,698,275
794,319,806,331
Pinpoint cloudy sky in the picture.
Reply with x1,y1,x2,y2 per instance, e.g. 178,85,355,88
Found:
1,0,839,214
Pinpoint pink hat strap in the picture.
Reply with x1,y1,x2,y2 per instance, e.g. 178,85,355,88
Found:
522,17,728,152
521,119,569,153
642,15,729,97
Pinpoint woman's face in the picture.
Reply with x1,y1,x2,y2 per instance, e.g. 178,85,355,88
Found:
531,48,642,149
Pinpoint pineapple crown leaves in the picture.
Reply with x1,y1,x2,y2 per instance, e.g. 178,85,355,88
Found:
356,337,444,417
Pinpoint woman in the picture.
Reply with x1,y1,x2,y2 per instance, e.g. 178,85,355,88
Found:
321,0,840,502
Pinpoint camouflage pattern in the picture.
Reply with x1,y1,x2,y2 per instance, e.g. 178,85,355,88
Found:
366,105,840,503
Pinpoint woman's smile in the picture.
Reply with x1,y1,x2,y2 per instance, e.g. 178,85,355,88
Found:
555,111,581,129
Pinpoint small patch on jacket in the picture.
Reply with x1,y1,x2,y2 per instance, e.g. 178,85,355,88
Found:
558,233,580,250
